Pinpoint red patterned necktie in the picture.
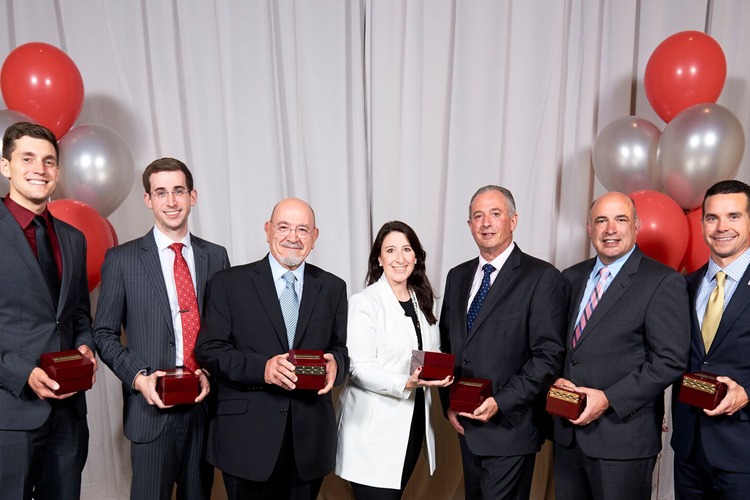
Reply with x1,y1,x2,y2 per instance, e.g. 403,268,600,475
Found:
572,267,610,348
169,243,200,372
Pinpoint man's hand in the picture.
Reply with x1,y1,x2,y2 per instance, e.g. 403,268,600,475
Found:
78,344,98,386
195,369,210,403
705,376,749,416
134,370,172,409
459,396,499,422
570,387,609,426
317,353,337,395
553,377,576,390
447,407,465,435
27,367,74,400
264,353,297,391
405,367,453,390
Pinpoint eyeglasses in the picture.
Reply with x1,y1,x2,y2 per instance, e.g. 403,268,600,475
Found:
270,221,314,239
150,188,190,199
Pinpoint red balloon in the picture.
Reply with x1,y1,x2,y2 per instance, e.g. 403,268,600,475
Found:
644,31,726,123
48,199,114,292
680,207,710,274
630,190,689,269
1,42,84,139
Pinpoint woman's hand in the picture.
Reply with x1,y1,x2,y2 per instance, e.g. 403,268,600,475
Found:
405,366,454,389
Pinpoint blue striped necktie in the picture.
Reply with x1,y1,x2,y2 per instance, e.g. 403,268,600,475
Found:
280,271,299,348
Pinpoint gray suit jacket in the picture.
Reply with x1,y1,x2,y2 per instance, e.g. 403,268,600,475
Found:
554,246,690,459
93,229,229,443
0,200,93,430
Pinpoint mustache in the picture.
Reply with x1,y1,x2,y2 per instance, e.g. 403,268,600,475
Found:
281,241,304,250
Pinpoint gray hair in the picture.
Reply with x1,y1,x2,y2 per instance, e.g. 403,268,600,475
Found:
469,185,516,218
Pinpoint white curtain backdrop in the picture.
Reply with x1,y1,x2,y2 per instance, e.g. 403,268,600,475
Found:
1,1,749,498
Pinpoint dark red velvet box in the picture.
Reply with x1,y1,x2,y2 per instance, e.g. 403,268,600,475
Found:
546,385,587,419
450,377,492,414
156,369,200,405
410,350,455,380
40,350,94,395
289,350,326,390
678,372,727,411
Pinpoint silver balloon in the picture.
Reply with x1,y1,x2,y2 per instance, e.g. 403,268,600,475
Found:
592,117,662,193
659,103,745,210
55,124,135,217
0,109,37,196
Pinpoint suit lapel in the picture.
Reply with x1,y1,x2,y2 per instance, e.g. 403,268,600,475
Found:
574,249,640,348
191,235,209,316
457,259,477,338
707,263,750,355
139,231,173,330
567,261,593,343
467,247,521,342
0,203,56,312
686,266,707,357
253,257,289,349
53,218,73,316
295,265,321,348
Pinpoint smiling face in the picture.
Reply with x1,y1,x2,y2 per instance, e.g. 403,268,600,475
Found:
587,192,639,265
468,190,518,261
143,170,197,240
265,198,319,270
378,230,416,290
1,136,59,213
702,192,750,268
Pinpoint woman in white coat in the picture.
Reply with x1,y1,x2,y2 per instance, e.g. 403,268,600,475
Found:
336,221,453,499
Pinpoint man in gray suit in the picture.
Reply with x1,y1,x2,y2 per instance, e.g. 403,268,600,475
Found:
94,157,230,500
0,122,96,500
553,191,690,500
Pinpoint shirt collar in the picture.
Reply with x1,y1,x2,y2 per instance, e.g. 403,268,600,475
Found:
591,245,636,280
3,195,50,229
152,226,192,251
707,246,750,283
479,241,516,271
268,253,305,283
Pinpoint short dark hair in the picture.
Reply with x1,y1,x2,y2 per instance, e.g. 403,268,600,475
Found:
142,157,194,193
365,221,437,325
2,122,59,161
702,180,750,215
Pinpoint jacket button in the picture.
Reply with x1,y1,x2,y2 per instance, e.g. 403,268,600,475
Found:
571,361,579,366
462,359,469,365
169,341,176,347
703,361,710,366
280,408,288,416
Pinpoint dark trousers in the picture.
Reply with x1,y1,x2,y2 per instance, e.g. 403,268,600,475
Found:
350,390,426,499
674,425,750,500
554,441,655,500
130,404,213,500
0,402,89,500
459,435,535,500
222,417,323,500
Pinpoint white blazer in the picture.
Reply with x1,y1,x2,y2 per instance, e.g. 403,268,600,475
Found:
335,276,441,489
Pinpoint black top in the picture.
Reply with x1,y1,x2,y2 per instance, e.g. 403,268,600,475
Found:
399,299,423,350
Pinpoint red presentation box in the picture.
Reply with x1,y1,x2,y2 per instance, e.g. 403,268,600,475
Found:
678,372,727,411
156,369,200,405
450,377,492,414
40,350,94,395
410,350,455,380
289,350,326,391
546,385,587,419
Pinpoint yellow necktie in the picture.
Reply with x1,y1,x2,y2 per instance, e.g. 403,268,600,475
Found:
702,271,726,352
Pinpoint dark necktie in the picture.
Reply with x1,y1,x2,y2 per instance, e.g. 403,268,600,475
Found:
467,263,495,333
280,271,299,348
572,267,610,348
33,216,60,305
169,243,200,372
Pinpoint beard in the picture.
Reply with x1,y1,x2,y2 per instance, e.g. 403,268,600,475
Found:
279,241,305,268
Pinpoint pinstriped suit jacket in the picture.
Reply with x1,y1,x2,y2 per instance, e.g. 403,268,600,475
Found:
0,200,93,430
93,229,229,443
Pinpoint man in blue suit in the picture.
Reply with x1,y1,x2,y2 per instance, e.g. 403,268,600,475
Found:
94,158,229,500
0,122,96,500
672,180,750,499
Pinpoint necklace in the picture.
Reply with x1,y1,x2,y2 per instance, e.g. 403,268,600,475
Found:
408,287,422,333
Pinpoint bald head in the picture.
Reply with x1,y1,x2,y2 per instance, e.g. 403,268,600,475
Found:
587,192,640,265
265,198,319,270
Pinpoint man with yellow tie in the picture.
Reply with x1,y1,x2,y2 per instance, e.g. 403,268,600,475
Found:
672,179,750,499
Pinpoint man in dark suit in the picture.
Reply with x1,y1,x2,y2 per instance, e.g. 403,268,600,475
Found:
672,180,750,499
439,185,566,499
94,158,230,500
553,191,689,500
195,197,348,500
0,122,96,500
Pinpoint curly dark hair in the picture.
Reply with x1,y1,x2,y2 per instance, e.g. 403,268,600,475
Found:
365,221,437,325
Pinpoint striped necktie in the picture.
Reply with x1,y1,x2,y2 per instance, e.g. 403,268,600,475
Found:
573,267,610,348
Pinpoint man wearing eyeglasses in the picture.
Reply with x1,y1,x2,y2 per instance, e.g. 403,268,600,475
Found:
94,157,230,500
195,198,348,500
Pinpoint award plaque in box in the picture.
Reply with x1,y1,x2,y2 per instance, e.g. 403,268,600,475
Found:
410,350,455,380
156,369,200,405
40,350,94,395
288,350,326,390
678,372,727,410
449,377,492,414
546,385,587,419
